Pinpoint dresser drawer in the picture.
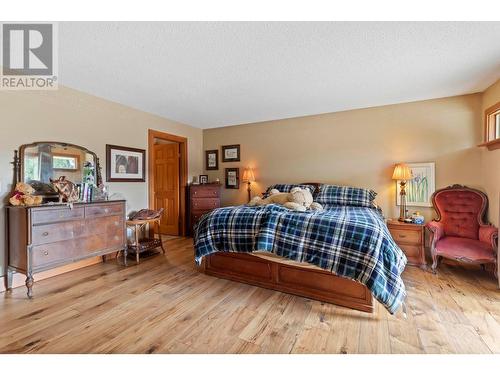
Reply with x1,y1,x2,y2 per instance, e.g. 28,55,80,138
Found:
191,212,208,226
191,187,220,198
107,231,125,249
107,216,125,246
389,228,421,245
105,216,124,231
32,243,70,268
32,235,107,268
85,204,124,218
191,198,220,210
32,207,85,225
32,221,85,245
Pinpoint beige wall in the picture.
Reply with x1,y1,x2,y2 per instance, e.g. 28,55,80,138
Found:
1,83,495,283
204,94,483,222
480,79,500,226
0,86,203,276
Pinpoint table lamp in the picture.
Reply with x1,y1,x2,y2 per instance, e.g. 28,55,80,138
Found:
242,167,256,202
392,163,413,222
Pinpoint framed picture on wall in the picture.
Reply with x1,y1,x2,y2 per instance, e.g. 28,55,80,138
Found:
106,144,146,182
205,150,219,170
225,168,240,189
396,162,435,207
222,144,240,162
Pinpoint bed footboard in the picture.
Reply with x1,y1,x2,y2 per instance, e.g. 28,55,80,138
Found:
203,252,374,313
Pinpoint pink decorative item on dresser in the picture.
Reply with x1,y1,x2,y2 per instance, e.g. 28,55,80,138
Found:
426,185,498,285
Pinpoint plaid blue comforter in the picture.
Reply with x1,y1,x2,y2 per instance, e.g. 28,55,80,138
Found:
194,204,407,313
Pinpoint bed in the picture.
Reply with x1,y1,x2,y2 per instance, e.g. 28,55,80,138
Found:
194,183,407,314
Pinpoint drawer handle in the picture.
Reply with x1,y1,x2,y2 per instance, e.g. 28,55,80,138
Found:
115,221,120,226
104,208,109,213
42,231,49,237
43,250,49,256
399,234,407,238
194,191,197,195
114,236,119,240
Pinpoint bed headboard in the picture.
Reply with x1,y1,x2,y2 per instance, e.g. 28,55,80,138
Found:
301,182,321,195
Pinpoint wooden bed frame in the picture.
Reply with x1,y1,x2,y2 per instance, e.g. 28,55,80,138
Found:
201,183,374,313
203,253,373,313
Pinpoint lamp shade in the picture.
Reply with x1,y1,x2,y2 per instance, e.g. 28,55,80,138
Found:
392,163,413,180
242,167,256,182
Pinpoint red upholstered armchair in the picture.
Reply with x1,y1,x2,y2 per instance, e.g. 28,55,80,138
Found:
427,185,498,281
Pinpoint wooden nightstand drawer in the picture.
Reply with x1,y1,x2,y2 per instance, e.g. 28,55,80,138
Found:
399,244,423,259
386,219,426,268
388,228,421,245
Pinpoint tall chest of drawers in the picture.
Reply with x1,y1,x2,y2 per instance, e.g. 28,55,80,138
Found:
188,184,221,235
6,200,127,298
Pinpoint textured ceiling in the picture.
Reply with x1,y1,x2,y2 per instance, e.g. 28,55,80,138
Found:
59,22,500,128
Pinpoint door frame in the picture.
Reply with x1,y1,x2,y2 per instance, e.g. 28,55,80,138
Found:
148,129,188,236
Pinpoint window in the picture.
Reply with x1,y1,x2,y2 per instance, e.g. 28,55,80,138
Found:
24,154,40,181
52,154,79,170
482,101,500,150
496,111,500,139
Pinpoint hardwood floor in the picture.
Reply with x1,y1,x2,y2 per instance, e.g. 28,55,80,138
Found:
1,236,499,354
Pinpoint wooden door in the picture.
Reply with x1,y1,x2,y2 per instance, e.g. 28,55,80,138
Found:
153,143,180,235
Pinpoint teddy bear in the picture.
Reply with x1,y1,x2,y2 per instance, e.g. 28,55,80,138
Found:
248,187,323,212
9,182,43,206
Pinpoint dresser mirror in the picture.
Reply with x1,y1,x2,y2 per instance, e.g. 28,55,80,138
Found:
14,142,103,197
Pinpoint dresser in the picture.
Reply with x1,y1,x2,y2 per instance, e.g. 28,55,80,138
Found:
187,184,221,235
387,219,426,268
6,200,127,298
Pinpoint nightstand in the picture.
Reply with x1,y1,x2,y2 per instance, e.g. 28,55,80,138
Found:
387,219,426,268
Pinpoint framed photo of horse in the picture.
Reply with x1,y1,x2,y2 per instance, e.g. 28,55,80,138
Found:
106,144,146,182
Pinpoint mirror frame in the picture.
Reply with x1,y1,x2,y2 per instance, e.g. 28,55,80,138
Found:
13,141,103,190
